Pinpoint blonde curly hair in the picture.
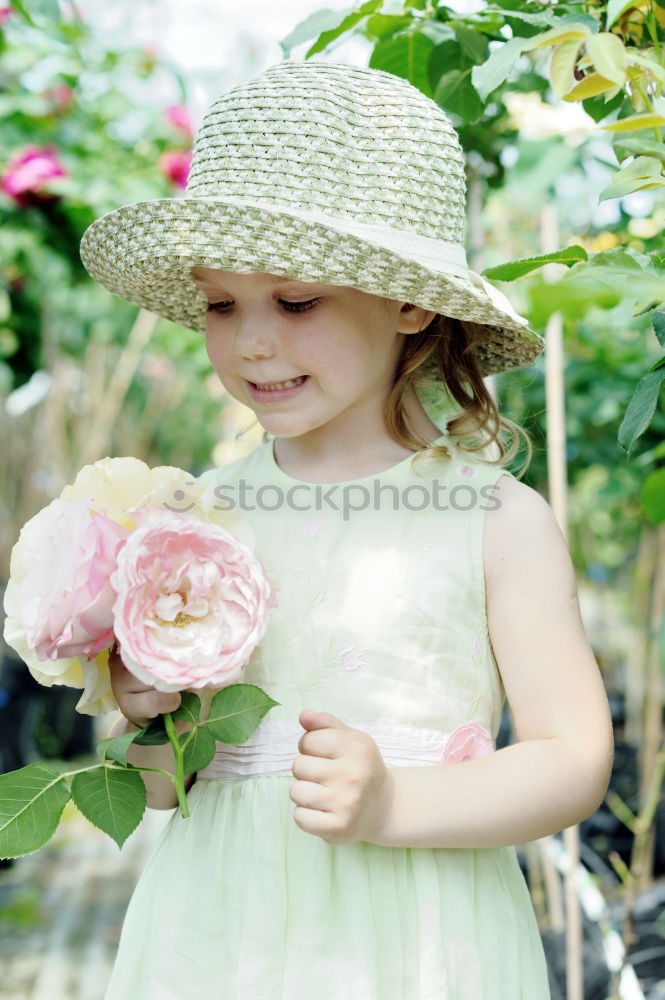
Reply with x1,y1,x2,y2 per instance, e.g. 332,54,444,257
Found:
384,311,533,478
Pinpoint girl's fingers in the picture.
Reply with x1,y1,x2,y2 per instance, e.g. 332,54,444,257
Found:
115,689,182,730
108,640,182,725
126,690,182,727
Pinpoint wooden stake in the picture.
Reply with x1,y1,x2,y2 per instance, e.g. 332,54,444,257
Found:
540,203,583,1000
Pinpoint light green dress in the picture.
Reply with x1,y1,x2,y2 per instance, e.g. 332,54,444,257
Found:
104,435,552,1000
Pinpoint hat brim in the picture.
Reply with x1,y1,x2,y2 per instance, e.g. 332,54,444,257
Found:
80,196,544,377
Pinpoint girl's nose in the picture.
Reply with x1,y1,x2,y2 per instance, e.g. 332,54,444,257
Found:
233,320,275,361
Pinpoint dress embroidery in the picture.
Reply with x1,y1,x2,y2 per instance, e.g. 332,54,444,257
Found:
339,644,366,671
458,463,476,478
302,514,323,537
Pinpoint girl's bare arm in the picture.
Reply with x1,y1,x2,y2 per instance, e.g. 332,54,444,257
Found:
368,474,615,849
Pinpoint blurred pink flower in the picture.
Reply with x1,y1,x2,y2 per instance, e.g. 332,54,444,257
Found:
43,84,74,112
441,722,493,764
0,7,12,26
159,150,192,189
1,145,67,207
140,46,158,73
111,509,273,693
165,103,193,138
61,1,84,19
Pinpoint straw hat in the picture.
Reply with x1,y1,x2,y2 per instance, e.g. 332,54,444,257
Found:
80,59,544,377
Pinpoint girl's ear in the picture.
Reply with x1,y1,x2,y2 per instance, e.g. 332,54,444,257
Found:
398,303,437,334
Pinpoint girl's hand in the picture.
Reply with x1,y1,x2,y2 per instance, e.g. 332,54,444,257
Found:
109,640,182,729
290,709,395,846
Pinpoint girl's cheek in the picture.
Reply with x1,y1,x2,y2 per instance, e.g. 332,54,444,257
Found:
205,333,229,371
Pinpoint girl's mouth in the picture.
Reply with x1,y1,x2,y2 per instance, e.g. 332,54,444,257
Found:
247,375,309,402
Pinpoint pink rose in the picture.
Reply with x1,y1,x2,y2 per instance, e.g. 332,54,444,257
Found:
111,509,273,692
159,150,192,189
18,497,129,662
165,103,193,138
43,84,74,113
0,7,12,25
441,722,494,764
1,144,67,207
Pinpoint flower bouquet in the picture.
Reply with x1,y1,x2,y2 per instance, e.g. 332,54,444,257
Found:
1,458,278,858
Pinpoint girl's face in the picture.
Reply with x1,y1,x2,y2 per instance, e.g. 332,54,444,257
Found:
191,267,413,443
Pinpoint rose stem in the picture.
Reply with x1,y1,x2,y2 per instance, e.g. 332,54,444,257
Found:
163,711,190,819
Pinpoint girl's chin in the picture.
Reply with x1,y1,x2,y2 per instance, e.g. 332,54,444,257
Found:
254,419,314,439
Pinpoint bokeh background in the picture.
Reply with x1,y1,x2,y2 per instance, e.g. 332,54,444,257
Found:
1,1,664,998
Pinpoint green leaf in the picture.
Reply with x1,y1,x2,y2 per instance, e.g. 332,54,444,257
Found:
584,248,644,271
613,156,663,181
556,11,600,32
581,88,626,123
369,30,435,97
625,49,665,84
564,267,665,307
71,767,146,849
96,731,139,767
417,20,456,46
652,309,665,347
642,468,665,523
521,23,590,53
433,67,484,122
563,71,618,101
613,137,665,162
0,327,18,359
585,31,626,85
550,38,585,99
452,24,489,64
172,692,202,725
618,369,665,454
602,113,665,132
482,245,588,281
7,0,36,24
472,35,529,102
0,764,71,860
365,13,413,40
606,0,637,28
306,0,382,58
205,684,280,745
180,726,216,776
528,277,622,325
279,8,354,58
0,290,10,323
497,8,559,27
526,247,662,322
599,176,665,202
33,0,60,19
598,155,665,205
133,716,170,746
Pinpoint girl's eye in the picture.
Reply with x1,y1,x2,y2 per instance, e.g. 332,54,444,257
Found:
207,298,320,314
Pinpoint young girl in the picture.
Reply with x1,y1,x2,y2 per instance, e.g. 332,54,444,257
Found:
80,60,614,1000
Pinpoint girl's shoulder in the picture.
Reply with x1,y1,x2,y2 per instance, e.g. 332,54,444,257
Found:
197,441,270,490
482,473,572,600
